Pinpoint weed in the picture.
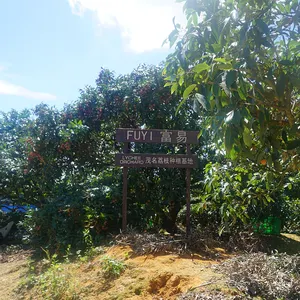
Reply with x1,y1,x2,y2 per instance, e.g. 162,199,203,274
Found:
76,246,104,263
100,256,126,279
63,244,72,263
41,247,58,266
18,248,80,300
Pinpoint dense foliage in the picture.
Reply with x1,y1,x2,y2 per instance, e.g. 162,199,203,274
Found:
1,0,300,253
165,0,300,168
164,0,300,232
0,65,212,254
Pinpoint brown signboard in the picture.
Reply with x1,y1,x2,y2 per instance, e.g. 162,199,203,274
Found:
116,128,197,235
115,153,197,168
116,128,199,144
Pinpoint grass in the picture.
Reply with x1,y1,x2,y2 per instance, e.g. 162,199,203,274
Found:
18,250,81,300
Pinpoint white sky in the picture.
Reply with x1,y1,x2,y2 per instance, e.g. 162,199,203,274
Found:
0,79,56,100
0,65,56,101
68,0,185,53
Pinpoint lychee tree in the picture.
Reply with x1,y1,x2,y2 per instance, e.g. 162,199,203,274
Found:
163,0,300,231
164,0,300,173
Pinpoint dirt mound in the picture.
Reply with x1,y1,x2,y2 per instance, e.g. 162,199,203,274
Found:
4,234,299,299
75,245,226,299
147,272,189,297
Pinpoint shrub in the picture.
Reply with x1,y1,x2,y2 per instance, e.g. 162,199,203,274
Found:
19,251,79,300
100,256,125,279
282,198,300,234
22,198,110,256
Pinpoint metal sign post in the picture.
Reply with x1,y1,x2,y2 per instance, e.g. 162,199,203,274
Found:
116,128,199,235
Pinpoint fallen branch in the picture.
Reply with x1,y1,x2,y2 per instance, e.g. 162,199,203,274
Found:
189,278,222,291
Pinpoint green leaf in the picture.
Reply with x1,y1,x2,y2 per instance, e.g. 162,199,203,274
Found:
193,93,210,111
165,75,177,81
161,38,168,48
225,110,241,125
256,151,265,164
229,145,239,160
240,24,249,44
225,127,234,153
261,39,272,48
234,110,241,125
205,182,212,193
258,111,265,129
211,18,219,40
179,76,184,86
266,172,273,189
168,29,179,48
225,110,234,124
279,60,293,66
171,83,178,94
214,58,229,63
265,195,274,203
243,128,252,147
183,84,197,100
226,71,236,88
193,63,210,73
192,12,198,26
238,88,246,100
219,17,231,46
276,72,286,99
197,130,202,139
217,63,233,70
256,19,269,34
211,43,222,53
212,84,220,96
277,3,285,12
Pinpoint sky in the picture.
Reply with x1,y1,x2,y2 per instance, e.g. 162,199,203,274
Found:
0,0,185,113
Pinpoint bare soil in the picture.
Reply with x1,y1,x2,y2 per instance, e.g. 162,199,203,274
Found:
0,233,299,300
0,249,29,300
78,245,229,300
19,245,231,300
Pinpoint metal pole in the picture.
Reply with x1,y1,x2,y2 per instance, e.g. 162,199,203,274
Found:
122,142,129,231
186,144,191,237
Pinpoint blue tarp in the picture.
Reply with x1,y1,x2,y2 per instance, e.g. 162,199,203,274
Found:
0,205,37,213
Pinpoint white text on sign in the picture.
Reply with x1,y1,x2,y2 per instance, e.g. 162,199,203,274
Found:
126,130,153,141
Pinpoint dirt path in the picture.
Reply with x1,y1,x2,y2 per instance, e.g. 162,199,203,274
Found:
0,250,29,300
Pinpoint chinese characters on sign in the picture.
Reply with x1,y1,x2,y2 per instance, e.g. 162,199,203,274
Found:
115,154,197,168
176,131,187,143
116,129,198,144
160,130,172,143
115,128,199,235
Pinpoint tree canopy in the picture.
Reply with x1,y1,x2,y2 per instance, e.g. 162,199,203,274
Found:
1,2,300,253
164,0,300,173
